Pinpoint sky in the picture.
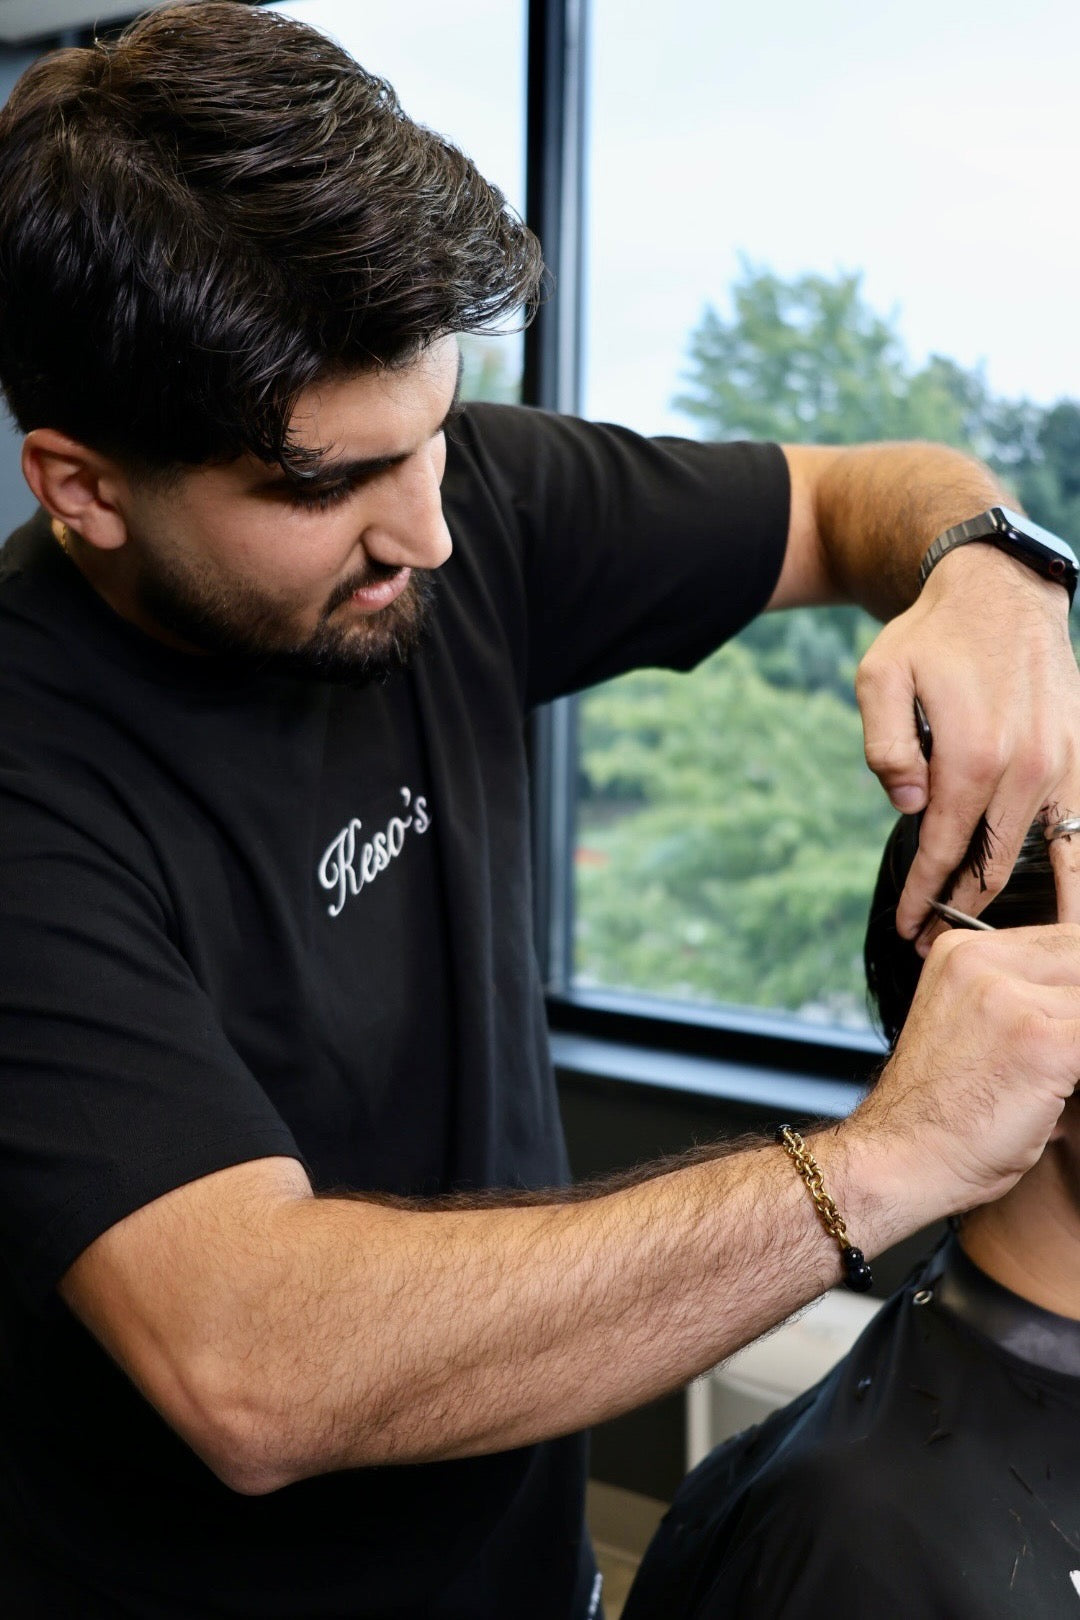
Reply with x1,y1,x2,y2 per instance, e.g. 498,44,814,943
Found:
585,0,1080,433
266,1,1080,437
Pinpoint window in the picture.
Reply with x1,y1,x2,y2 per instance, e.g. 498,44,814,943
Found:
569,0,1080,1033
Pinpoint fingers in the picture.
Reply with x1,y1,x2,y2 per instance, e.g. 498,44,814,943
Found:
1047,813,1080,926
904,762,1050,948
865,925,1080,1211
922,921,1080,991
858,662,1029,939
886,697,1078,943
857,661,929,816
893,734,1012,941
857,567,1080,946
906,778,1080,943
1019,980,1080,1028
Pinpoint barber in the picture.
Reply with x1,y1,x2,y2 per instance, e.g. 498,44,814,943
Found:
2,6,1080,1619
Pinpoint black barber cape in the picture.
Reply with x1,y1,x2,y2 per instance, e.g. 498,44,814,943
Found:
0,403,788,1620
624,1237,1080,1620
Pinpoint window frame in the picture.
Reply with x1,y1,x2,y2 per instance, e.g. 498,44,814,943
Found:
524,0,884,1096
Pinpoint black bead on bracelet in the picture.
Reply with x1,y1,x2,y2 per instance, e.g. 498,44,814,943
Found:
774,1124,874,1294
840,1245,874,1293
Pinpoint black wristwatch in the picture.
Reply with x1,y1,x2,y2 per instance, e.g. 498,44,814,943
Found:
919,505,1078,607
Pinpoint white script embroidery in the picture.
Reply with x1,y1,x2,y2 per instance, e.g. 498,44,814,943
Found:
317,786,431,918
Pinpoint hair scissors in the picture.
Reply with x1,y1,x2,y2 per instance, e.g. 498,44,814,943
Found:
914,694,933,763
926,898,995,931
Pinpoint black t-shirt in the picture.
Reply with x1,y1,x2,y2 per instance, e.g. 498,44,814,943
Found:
0,403,789,1619
624,1237,1080,1620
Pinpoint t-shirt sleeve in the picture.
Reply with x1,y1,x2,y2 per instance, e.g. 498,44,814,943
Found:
444,403,790,708
0,761,302,1307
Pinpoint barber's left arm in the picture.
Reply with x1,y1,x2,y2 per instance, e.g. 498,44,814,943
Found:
769,440,1080,939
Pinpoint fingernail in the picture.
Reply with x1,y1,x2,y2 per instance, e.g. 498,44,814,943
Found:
889,786,925,813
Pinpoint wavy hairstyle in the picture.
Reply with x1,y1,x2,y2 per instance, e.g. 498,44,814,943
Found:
0,2,544,473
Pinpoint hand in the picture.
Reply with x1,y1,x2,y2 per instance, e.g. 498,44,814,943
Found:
849,924,1080,1217
855,543,1080,944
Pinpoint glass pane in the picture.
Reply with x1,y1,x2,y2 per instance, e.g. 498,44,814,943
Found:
270,0,526,403
576,0,1080,1030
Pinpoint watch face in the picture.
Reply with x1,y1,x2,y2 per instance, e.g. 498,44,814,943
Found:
995,505,1078,562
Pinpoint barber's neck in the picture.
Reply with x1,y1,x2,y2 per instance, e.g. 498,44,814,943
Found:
960,1133,1080,1320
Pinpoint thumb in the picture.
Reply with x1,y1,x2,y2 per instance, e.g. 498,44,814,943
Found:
856,660,929,814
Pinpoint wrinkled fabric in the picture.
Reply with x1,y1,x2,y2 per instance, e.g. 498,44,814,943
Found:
625,1238,1080,1620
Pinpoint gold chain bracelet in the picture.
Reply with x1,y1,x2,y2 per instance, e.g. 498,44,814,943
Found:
775,1125,873,1293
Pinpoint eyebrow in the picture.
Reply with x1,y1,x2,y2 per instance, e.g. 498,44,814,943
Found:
265,352,465,495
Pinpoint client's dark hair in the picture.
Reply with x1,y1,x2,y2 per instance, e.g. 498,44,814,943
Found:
0,1,543,474
865,816,1056,1048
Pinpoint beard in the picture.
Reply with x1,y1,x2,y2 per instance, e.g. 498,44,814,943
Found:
134,551,436,684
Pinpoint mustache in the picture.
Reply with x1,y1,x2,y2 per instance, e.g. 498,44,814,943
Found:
323,560,408,618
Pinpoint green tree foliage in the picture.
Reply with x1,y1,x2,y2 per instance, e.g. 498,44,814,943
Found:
674,260,1080,534
1013,401,1080,541
675,263,934,445
576,263,1080,1022
576,644,895,1019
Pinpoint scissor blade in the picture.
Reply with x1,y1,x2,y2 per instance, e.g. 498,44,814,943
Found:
926,898,995,932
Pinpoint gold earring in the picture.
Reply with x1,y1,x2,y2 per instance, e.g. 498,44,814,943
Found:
50,518,70,551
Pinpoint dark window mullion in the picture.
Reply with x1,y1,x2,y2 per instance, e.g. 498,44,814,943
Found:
524,0,589,992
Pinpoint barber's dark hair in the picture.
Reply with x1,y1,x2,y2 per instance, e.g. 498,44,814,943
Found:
0,1,544,473
865,814,1056,1048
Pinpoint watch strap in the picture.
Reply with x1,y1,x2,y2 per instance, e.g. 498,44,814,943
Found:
919,513,1078,606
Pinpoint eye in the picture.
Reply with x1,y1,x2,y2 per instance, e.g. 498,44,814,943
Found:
288,481,354,513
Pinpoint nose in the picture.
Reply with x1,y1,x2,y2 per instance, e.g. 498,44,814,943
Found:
361,445,453,572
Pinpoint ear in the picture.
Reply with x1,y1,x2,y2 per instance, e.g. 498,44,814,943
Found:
21,429,131,552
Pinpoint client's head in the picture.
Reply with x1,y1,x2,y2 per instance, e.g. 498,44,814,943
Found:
866,814,1080,1306
865,815,1055,1048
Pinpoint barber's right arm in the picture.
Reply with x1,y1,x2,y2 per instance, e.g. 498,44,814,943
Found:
60,922,1080,1495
